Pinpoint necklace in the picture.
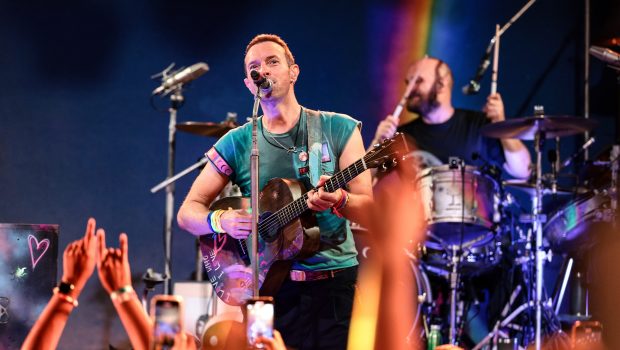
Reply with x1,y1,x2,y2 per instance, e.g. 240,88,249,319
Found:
261,110,304,154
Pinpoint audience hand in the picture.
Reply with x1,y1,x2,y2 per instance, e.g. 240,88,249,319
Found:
96,228,132,293
61,218,98,295
255,330,286,350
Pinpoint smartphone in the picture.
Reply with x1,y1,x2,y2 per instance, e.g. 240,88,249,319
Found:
150,294,185,349
245,296,274,348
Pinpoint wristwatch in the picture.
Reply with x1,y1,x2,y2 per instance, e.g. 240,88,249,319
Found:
57,281,75,295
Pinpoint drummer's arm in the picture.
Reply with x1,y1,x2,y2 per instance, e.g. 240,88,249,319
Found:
501,139,531,179
177,162,229,236
484,93,531,179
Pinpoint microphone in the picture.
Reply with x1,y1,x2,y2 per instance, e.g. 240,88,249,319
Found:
560,137,595,169
250,70,273,92
590,46,620,67
152,62,209,95
462,43,493,95
472,152,501,179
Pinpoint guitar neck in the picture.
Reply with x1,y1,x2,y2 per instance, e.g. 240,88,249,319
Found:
259,158,368,233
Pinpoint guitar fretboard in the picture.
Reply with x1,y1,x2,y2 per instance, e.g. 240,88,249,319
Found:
257,157,368,238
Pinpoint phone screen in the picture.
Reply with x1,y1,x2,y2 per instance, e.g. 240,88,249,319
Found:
154,299,181,342
246,299,274,347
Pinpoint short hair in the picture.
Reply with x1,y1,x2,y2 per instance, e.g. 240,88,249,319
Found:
243,34,295,75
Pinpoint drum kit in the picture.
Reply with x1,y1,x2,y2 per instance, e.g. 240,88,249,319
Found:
398,110,618,349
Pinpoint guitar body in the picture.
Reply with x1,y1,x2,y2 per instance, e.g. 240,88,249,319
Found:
199,178,320,306
197,133,406,306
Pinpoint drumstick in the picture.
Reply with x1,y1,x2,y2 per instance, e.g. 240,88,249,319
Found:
392,72,419,123
490,24,500,95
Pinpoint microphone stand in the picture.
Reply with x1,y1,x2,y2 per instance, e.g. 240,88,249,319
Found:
463,0,536,95
250,89,264,298
162,88,184,294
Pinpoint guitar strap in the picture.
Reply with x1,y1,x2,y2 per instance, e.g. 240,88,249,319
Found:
304,107,324,187
303,108,347,251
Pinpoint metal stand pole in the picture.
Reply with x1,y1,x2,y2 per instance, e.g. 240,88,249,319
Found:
533,124,545,350
163,90,184,294
448,246,460,345
250,92,263,297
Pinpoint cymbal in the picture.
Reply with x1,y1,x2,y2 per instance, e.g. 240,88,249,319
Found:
480,116,598,140
176,121,238,138
503,179,587,196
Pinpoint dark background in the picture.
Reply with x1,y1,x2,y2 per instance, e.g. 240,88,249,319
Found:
0,0,618,348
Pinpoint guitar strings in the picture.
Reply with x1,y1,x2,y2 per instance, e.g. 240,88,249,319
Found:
256,157,369,233
255,136,395,234
257,159,364,231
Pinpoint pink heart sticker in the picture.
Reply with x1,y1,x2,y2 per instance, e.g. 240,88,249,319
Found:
28,234,50,270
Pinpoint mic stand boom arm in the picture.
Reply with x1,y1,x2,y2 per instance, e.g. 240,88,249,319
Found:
463,0,536,95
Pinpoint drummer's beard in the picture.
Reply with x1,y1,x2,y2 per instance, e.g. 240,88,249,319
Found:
407,82,440,117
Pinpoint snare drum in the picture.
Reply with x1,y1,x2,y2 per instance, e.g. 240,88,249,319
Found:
417,165,501,246
544,192,612,252
421,239,503,276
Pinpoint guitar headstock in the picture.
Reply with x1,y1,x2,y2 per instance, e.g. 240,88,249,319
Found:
365,133,407,171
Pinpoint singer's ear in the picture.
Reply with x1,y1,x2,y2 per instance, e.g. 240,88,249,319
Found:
289,64,300,84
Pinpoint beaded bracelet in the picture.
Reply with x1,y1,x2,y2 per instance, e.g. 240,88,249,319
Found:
110,285,136,303
53,287,79,307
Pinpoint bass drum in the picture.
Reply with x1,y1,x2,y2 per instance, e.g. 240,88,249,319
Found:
417,165,501,247
544,192,613,252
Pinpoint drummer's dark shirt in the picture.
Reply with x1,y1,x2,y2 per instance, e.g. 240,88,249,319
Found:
398,108,506,170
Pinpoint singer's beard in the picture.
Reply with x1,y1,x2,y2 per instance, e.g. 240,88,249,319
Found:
406,86,440,117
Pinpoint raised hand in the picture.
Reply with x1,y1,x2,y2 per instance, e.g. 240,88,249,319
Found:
371,114,399,145
255,330,287,350
96,228,132,294
61,218,98,295
483,92,505,123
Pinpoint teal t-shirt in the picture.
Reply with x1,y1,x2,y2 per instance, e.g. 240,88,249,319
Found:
208,107,360,271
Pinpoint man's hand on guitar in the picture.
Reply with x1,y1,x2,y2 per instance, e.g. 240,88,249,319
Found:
307,175,344,212
220,209,252,239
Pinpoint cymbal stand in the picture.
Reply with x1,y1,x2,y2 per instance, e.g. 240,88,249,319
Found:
448,245,461,345
532,116,547,350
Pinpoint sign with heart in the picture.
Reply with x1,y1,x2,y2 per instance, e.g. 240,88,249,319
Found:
28,234,51,270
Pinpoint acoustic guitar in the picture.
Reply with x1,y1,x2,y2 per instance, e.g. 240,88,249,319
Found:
199,133,406,306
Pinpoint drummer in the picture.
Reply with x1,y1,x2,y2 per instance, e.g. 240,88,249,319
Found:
370,56,531,179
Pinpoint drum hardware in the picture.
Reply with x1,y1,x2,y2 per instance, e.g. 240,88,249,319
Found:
480,105,595,349
480,114,598,140
175,113,239,138
150,112,240,286
504,179,585,197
